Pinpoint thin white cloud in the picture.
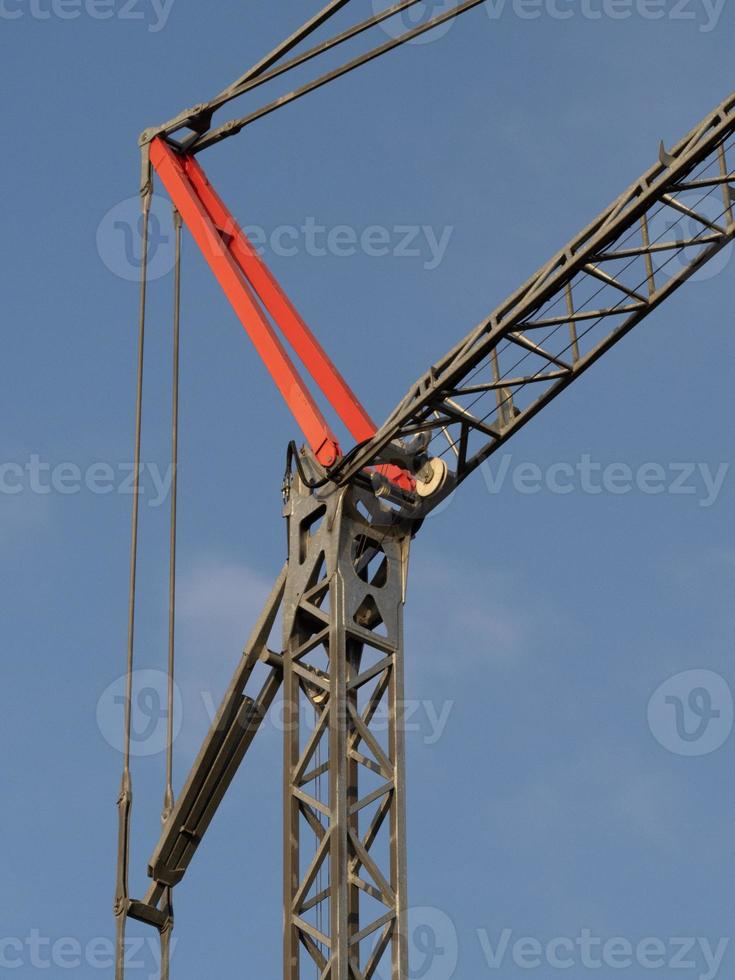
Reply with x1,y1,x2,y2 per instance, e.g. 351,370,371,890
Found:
173,558,279,752
406,550,570,676
488,749,686,859
177,559,274,633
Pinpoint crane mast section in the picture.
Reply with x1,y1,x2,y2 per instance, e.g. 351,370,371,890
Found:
336,92,735,498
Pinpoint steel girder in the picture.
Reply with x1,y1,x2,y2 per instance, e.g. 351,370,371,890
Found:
333,92,735,503
138,568,287,912
282,474,410,979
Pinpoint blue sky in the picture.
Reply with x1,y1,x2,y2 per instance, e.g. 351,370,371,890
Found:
3,2,735,978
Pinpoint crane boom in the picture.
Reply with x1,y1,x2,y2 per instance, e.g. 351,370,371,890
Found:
333,91,735,504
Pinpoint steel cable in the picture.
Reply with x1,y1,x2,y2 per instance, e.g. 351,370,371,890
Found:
114,164,153,980
190,0,486,153
147,0,479,152
164,207,182,826
218,0,446,108
157,206,183,980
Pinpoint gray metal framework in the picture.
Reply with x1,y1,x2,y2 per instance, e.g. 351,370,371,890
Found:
281,476,410,979
333,92,735,507
118,90,735,979
130,467,412,980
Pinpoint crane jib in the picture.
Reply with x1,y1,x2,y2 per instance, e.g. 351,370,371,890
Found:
334,91,735,506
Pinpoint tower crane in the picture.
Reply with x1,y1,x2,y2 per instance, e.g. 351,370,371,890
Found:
113,3,735,978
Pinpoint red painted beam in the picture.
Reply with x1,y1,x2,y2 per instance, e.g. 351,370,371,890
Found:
150,137,341,467
150,137,414,491
179,151,378,445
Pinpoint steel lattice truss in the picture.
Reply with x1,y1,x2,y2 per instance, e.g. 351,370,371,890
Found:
282,484,410,979
335,92,735,503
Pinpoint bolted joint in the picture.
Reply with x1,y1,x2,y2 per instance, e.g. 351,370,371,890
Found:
139,128,158,148
117,768,133,807
314,438,341,469
127,900,173,932
113,897,129,919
